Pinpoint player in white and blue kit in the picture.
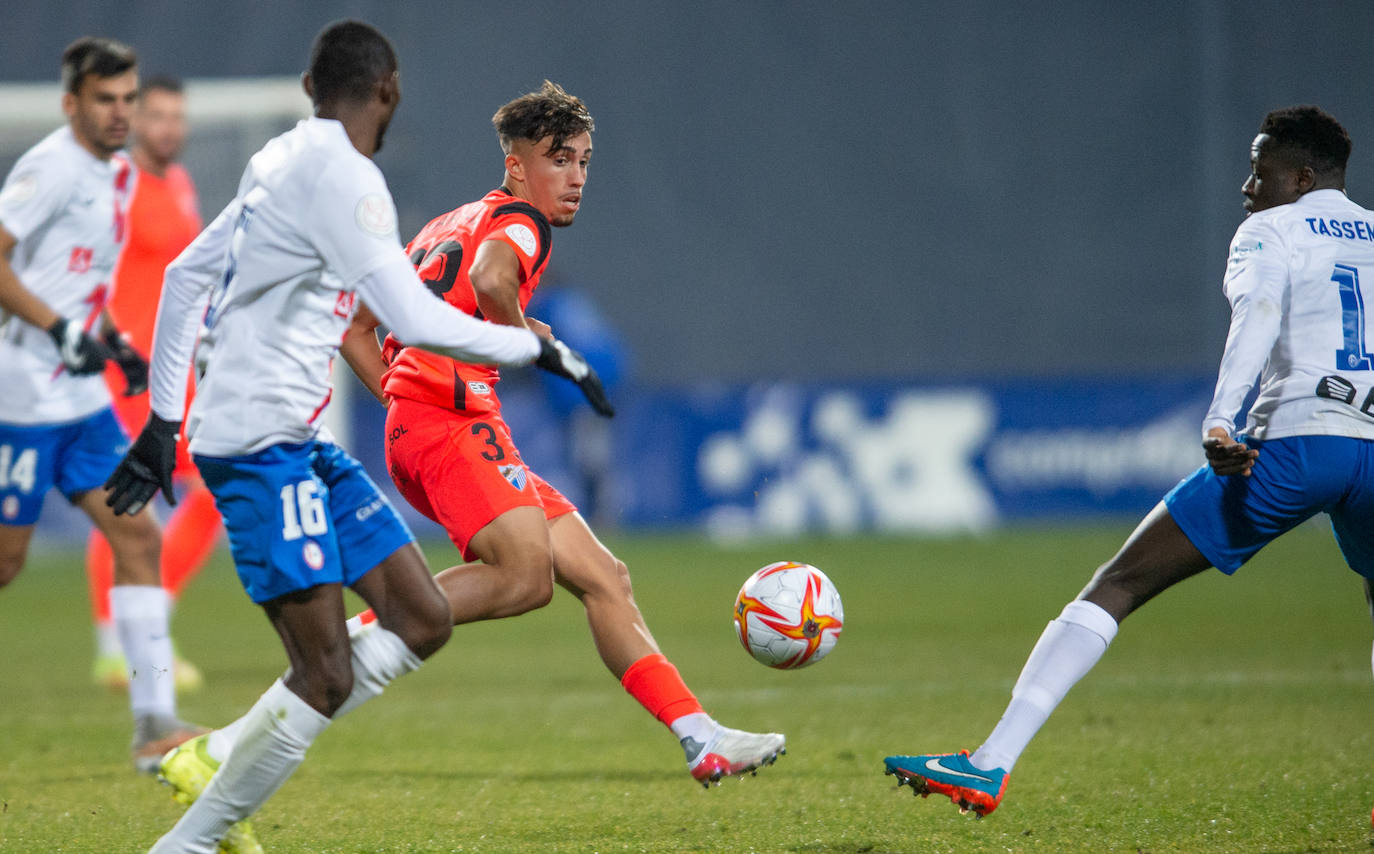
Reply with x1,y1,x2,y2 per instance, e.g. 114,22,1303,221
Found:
0,37,205,773
884,106,1374,817
104,21,609,854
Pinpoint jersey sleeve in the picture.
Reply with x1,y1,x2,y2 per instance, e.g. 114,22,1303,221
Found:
306,158,406,287
1200,215,1288,436
353,249,541,367
484,205,550,281
149,203,235,421
0,147,76,243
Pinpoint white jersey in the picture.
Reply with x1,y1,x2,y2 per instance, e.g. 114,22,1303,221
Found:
1204,189,1374,441
0,125,131,425
150,117,540,457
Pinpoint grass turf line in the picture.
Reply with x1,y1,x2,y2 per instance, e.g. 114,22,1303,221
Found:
0,524,1371,852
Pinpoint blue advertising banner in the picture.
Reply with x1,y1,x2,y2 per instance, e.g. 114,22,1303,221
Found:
453,374,1219,537
29,374,1219,546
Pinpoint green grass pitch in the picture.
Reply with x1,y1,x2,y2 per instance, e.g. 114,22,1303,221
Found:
1,522,1372,852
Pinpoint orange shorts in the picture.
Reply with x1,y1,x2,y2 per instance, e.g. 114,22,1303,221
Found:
383,395,576,560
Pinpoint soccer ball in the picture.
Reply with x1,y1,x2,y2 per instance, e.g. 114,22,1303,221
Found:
733,561,844,669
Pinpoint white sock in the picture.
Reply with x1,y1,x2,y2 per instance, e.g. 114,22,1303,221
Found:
95,618,121,658
110,585,175,718
202,622,420,765
332,621,423,718
669,712,717,748
970,600,1118,773
149,679,329,854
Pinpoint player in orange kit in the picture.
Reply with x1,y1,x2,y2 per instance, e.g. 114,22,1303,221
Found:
89,76,217,691
340,81,784,785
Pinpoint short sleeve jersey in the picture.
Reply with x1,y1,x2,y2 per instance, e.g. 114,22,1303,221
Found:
1203,189,1374,440
0,125,132,425
182,118,408,456
380,189,552,411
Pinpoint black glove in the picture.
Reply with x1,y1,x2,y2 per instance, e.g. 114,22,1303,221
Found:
104,413,181,515
535,336,615,417
103,328,149,396
47,317,112,375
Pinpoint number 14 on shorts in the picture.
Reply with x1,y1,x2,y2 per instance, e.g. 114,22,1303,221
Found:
0,445,38,493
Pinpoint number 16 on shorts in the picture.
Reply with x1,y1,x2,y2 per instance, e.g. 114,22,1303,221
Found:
280,480,327,541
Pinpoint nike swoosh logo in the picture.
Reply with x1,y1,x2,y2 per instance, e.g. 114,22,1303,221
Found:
924,757,994,784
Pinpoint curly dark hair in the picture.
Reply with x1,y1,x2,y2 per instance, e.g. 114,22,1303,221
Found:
1259,105,1352,177
61,37,136,95
492,80,594,155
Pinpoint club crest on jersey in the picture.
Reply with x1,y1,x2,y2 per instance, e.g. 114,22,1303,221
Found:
0,172,38,207
302,540,325,570
498,463,528,491
504,223,537,258
467,381,492,396
355,193,397,237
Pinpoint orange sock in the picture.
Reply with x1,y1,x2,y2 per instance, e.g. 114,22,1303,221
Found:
354,609,378,627
160,484,222,599
86,530,115,622
620,653,704,727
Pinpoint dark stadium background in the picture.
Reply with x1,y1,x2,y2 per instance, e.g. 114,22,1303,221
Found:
6,0,1374,535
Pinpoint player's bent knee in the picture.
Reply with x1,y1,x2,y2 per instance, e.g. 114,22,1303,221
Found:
509,565,555,613
292,662,354,717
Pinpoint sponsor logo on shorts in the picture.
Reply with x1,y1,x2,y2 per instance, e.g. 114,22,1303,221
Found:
2,495,19,520
355,497,385,522
499,463,528,491
467,381,491,395
302,540,325,570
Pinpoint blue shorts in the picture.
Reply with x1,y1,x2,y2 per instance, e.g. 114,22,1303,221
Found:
1165,435,1374,578
195,441,416,604
0,408,128,526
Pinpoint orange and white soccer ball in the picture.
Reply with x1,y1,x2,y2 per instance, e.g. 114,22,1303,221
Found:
733,561,844,669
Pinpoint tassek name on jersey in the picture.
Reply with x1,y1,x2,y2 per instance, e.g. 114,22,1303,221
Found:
1306,218,1374,241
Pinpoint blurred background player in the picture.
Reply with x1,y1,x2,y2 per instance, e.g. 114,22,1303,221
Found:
883,105,1374,817
340,80,785,786
0,36,203,772
89,74,215,692
105,21,609,852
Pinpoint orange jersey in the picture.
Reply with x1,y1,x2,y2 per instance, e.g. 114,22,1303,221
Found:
109,163,202,351
103,162,201,464
381,189,551,412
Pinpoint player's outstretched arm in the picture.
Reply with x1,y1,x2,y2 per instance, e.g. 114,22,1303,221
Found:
339,301,388,405
535,336,614,417
354,250,542,366
147,204,236,422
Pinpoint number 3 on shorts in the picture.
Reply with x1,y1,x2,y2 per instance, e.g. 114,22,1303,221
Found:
280,480,327,540
470,422,506,462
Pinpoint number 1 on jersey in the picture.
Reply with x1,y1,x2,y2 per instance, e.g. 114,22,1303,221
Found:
1333,263,1374,371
